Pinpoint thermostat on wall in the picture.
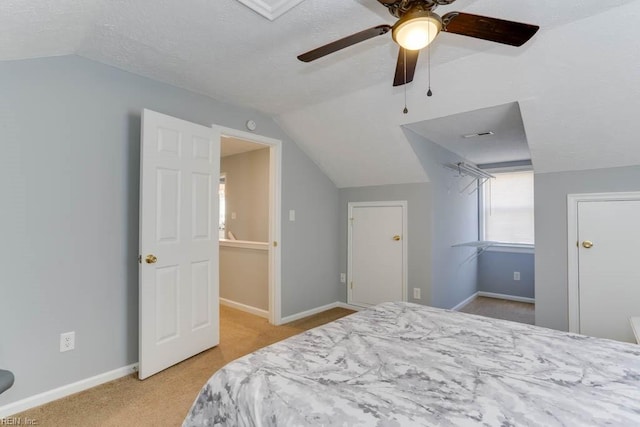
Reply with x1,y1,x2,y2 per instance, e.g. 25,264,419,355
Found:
246,120,256,131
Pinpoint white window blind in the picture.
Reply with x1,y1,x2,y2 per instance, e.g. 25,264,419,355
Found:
482,170,534,245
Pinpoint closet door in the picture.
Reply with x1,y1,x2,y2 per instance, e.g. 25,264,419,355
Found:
576,198,640,343
348,201,407,307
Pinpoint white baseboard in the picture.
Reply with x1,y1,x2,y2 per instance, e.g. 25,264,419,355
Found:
335,302,363,312
280,301,363,324
0,363,138,418
478,291,535,304
280,302,341,324
220,298,269,319
451,292,479,311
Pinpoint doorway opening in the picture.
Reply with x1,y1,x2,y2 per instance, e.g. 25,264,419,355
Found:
217,127,282,325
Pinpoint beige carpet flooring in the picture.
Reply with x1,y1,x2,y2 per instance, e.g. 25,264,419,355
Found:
12,306,354,426
458,296,535,325
12,298,533,426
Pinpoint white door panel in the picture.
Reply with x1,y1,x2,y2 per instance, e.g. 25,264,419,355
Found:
348,202,406,307
577,200,640,343
139,109,220,379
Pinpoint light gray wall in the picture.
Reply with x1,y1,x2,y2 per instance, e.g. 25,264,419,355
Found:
281,148,341,315
404,129,479,308
0,55,340,406
220,245,268,310
221,148,269,242
478,252,534,299
535,165,640,331
338,183,432,305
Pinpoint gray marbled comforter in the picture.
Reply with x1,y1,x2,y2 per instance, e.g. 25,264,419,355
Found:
183,302,640,426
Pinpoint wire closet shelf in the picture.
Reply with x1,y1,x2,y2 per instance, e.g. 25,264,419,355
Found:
444,162,495,194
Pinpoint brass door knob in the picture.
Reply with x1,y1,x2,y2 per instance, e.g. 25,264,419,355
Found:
582,241,593,249
393,235,401,241
145,254,158,264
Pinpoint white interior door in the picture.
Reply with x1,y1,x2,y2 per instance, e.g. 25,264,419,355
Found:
348,202,406,307
139,109,220,379
577,199,640,343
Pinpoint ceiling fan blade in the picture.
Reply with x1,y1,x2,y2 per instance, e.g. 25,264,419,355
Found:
442,12,539,47
297,25,392,62
393,48,419,87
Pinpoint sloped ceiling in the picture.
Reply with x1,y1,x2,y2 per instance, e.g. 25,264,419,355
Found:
405,102,530,166
2,0,640,187
276,0,640,186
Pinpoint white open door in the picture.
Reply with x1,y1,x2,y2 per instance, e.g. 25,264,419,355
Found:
139,109,220,379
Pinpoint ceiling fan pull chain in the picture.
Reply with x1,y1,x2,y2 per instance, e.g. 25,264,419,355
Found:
427,22,433,97
403,48,408,114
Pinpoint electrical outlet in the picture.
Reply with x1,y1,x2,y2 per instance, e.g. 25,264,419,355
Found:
340,273,346,283
60,331,75,352
413,288,421,300
514,271,521,281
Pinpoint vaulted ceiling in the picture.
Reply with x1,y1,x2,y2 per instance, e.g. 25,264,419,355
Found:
3,0,640,187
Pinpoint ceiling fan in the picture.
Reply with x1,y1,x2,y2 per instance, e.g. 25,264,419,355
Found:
297,0,539,87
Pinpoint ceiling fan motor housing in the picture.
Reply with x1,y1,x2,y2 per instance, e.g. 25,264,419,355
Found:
381,0,457,19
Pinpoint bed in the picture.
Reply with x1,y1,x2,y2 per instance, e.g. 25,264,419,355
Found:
183,302,640,426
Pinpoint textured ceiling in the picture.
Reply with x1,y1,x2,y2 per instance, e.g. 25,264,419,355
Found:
276,1,640,187
2,0,640,187
4,0,632,115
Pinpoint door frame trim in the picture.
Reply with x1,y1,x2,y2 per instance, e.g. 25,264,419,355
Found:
347,200,408,307
217,126,282,325
567,191,640,333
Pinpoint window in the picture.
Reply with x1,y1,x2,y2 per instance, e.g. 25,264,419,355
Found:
480,169,534,245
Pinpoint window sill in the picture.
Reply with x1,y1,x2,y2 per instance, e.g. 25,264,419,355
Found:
485,243,534,254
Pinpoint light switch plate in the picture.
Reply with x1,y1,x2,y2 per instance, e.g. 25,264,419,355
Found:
289,210,295,221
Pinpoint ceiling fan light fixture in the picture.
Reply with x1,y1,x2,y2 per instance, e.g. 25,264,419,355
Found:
392,11,442,51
